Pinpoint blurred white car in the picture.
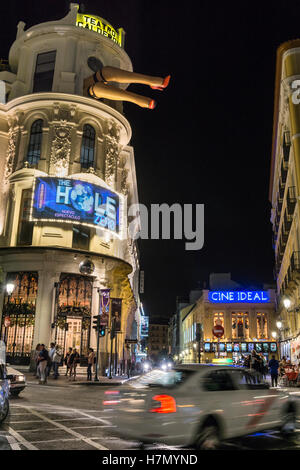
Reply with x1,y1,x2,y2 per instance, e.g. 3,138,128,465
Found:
6,366,26,396
103,364,298,449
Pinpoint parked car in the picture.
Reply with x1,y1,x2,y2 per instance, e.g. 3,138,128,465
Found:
0,340,9,423
103,364,298,449
6,366,26,396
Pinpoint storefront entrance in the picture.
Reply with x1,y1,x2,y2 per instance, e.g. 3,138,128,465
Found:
54,273,93,359
66,317,82,351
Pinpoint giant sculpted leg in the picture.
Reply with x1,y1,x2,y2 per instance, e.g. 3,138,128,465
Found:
83,63,170,109
89,82,156,109
100,66,170,90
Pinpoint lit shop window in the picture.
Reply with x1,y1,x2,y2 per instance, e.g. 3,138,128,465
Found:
17,189,34,246
232,312,249,340
26,119,43,166
256,313,268,339
80,124,95,169
33,50,56,93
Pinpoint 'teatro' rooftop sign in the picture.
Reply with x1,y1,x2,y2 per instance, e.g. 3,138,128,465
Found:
208,291,271,303
76,13,125,48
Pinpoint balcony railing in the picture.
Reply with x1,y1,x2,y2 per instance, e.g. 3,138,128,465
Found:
281,160,288,184
0,59,9,72
284,210,293,232
287,186,297,215
291,251,300,274
283,131,291,162
279,184,285,200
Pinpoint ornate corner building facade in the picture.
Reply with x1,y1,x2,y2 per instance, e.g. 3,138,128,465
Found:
0,3,141,369
270,39,300,361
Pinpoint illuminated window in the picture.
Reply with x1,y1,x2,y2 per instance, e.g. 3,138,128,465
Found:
232,312,249,340
1,272,38,362
26,120,43,166
256,313,268,339
80,124,95,168
17,189,34,246
33,50,56,92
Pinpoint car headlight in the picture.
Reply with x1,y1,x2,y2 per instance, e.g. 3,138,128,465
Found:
161,364,167,370
16,375,25,382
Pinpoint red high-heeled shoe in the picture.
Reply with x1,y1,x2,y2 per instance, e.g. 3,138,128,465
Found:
151,75,171,91
149,99,157,110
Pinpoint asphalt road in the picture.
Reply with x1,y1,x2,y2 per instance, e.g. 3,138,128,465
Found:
1,378,300,451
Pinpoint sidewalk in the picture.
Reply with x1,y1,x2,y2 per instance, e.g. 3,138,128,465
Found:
12,365,138,386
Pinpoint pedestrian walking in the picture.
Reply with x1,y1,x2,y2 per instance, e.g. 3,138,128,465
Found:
33,344,40,377
52,344,62,379
68,348,80,381
269,354,280,387
250,350,262,383
37,344,49,384
47,342,56,377
243,354,250,368
64,347,72,376
87,348,95,381
259,352,268,379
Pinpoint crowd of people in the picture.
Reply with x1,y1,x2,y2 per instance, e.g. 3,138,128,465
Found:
242,350,300,387
33,343,94,383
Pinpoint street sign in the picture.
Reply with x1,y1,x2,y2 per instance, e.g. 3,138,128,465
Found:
4,317,10,328
212,325,224,338
125,339,138,344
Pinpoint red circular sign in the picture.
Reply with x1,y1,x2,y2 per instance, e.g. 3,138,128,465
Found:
4,316,11,327
212,325,224,338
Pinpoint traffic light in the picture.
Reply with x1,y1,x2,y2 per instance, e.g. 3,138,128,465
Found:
93,316,101,331
100,327,106,337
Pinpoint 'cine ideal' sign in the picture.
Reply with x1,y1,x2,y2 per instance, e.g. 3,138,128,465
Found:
76,13,125,48
31,177,120,234
208,291,270,303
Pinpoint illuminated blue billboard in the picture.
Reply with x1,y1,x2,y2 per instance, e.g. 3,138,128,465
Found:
208,291,270,303
140,316,149,337
31,177,120,233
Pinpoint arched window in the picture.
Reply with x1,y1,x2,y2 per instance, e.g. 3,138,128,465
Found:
26,119,43,165
80,124,95,168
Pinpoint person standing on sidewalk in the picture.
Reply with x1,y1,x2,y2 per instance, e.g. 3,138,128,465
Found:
48,342,56,377
69,348,80,381
87,348,95,381
52,344,62,379
33,344,40,378
269,355,280,387
64,347,72,376
37,344,49,384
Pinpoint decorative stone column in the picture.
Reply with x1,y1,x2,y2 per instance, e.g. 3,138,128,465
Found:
224,308,232,342
104,119,121,189
249,309,257,340
33,271,61,348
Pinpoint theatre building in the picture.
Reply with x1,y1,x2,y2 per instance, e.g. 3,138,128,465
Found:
269,39,300,362
180,274,278,363
0,4,141,368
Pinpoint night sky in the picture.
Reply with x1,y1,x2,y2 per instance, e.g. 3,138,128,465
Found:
1,1,299,322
